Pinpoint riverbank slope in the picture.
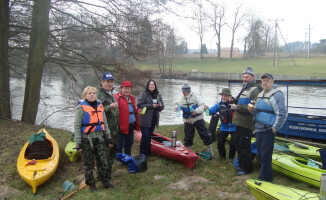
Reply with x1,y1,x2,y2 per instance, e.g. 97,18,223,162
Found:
0,119,319,199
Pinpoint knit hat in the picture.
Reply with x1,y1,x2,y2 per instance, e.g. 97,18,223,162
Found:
182,84,191,93
219,88,231,96
243,67,255,76
120,81,133,88
102,72,114,80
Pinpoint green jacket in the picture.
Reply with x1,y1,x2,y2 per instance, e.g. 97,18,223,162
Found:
74,99,111,144
97,86,120,136
232,82,262,130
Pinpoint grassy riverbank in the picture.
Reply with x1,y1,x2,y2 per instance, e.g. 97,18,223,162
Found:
0,119,319,199
138,57,326,77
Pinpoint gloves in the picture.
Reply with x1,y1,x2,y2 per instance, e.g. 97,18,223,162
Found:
75,143,82,151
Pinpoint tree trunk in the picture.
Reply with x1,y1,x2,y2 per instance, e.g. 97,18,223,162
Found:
230,32,235,59
0,0,11,119
22,0,51,124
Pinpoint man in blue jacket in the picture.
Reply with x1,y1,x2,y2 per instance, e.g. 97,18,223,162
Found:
248,73,287,181
206,88,236,159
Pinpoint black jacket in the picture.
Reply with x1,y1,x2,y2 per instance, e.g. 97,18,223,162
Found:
137,91,164,127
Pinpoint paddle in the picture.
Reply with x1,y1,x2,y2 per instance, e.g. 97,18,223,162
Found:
61,181,88,200
274,138,309,149
57,180,75,200
274,141,323,167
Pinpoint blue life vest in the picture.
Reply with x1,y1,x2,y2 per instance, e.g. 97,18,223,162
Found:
181,103,201,119
255,88,280,125
237,86,257,105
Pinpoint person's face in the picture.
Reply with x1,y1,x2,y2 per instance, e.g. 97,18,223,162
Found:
221,94,230,102
261,77,274,91
242,74,254,85
121,86,132,96
102,80,114,91
148,81,155,92
182,91,189,96
85,89,97,102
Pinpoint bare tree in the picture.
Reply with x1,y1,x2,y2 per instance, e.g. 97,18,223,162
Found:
207,0,227,59
228,2,246,59
192,0,207,59
0,0,11,119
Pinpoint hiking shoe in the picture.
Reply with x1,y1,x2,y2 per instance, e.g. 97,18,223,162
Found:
103,182,114,189
89,184,97,192
236,170,247,175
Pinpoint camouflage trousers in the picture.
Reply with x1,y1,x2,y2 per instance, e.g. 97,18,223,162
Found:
105,133,117,180
81,138,110,186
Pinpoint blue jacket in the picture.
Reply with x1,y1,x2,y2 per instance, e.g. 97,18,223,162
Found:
209,101,236,132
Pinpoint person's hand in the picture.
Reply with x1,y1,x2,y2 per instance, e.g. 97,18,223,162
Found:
204,105,209,110
192,110,197,116
75,143,82,152
107,138,113,147
231,104,237,110
110,102,118,109
272,128,277,134
153,104,158,108
137,109,143,114
158,102,162,107
248,103,255,112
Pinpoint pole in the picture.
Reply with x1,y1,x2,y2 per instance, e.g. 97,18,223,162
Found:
308,24,311,59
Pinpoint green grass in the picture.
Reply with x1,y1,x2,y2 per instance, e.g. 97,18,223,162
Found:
138,57,326,77
0,119,320,199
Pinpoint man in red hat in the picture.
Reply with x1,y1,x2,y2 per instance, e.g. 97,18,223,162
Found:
114,81,140,158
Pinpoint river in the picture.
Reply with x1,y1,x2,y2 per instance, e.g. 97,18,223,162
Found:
10,74,326,132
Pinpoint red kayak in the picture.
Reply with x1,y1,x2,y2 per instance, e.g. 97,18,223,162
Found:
135,131,199,169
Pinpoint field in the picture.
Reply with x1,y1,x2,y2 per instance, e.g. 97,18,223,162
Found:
138,56,326,77
1,119,320,199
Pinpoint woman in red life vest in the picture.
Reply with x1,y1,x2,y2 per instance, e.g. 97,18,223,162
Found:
74,86,113,191
114,81,140,157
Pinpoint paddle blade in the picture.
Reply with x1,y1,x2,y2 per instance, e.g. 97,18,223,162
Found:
274,143,290,152
63,180,75,192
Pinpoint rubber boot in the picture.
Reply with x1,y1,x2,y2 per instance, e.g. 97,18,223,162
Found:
206,144,214,158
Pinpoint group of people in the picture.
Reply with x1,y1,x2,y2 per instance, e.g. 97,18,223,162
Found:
205,67,287,182
74,72,165,191
73,67,287,191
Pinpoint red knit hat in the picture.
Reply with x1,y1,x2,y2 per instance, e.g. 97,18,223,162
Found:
120,81,133,88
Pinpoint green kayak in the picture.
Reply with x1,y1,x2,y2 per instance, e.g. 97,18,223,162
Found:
65,140,81,162
275,137,321,161
247,179,320,200
272,153,325,188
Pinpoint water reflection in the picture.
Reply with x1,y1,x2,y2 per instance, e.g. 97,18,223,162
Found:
10,76,326,132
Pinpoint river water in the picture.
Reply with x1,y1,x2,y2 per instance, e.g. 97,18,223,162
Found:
10,74,326,132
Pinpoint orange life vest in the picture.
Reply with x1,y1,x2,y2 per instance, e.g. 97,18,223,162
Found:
79,100,105,134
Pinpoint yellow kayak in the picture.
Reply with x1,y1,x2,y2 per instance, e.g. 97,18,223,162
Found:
65,140,81,162
17,129,59,194
247,179,320,200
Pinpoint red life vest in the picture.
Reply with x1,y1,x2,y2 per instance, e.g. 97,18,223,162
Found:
79,100,105,134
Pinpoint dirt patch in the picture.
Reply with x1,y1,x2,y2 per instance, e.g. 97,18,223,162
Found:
168,176,211,190
0,185,22,199
154,175,166,180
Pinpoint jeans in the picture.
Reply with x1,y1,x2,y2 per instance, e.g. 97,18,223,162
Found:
256,129,275,181
117,123,134,156
234,126,252,173
217,131,236,159
140,121,156,156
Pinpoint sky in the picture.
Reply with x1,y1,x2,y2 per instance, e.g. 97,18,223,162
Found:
163,0,326,50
